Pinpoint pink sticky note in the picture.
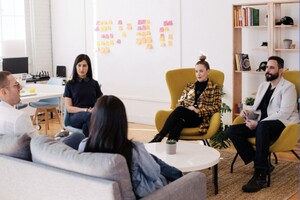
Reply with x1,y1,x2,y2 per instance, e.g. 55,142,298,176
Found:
159,27,164,32
118,20,123,25
116,39,121,44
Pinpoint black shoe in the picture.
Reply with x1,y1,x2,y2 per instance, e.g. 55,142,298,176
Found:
149,134,164,143
242,172,267,193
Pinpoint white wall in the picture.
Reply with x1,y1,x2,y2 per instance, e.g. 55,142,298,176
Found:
50,0,299,126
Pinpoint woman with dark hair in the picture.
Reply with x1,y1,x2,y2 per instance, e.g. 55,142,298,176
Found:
64,54,103,137
150,55,222,142
79,95,182,198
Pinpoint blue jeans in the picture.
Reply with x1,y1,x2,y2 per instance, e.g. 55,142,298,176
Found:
59,132,85,150
227,120,285,171
69,112,91,137
151,154,183,181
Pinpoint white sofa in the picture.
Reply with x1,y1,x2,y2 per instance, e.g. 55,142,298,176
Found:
0,135,207,200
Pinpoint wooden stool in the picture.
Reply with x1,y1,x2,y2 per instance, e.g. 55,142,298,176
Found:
30,102,62,134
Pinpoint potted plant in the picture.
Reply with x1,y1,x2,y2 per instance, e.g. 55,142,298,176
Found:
283,39,292,49
210,88,232,149
244,97,255,110
166,139,177,154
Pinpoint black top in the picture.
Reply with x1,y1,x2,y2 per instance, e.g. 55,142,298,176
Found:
64,77,103,108
258,84,275,120
194,80,208,108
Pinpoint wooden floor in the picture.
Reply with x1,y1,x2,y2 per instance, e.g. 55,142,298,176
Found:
37,117,299,199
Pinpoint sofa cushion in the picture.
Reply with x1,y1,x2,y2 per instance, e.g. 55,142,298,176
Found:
0,134,31,161
30,135,135,200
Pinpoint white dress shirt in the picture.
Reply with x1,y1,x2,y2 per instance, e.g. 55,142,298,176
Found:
0,100,36,136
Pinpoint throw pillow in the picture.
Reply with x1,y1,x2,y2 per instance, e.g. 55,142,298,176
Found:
0,134,31,161
30,135,135,200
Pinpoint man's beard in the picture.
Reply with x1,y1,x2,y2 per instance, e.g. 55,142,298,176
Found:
265,72,279,81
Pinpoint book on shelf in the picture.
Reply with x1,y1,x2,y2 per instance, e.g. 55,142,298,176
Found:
235,53,251,71
234,7,259,27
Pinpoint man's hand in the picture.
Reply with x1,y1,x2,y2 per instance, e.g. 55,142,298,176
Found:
240,109,249,120
245,119,258,130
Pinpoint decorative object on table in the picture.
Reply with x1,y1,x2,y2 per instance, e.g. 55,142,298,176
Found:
283,39,292,49
260,42,268,47
244,97,255,110
256,61,267,71
290,44,296,49
275,16,294,25
166,139,177,155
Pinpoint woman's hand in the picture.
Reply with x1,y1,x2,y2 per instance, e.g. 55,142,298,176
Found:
188,106,199,114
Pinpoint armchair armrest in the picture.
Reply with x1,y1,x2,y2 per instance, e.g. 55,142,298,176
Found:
142,171,206,200
155,110,173,132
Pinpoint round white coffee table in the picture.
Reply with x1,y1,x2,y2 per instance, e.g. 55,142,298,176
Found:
145,142,220,194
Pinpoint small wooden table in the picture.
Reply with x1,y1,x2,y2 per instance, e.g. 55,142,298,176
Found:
145,142,220,194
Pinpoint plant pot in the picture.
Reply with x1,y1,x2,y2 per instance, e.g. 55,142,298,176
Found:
283,40,292,49
243,105,253,110
166,143,177,155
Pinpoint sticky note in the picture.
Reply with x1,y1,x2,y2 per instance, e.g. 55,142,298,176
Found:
168,34,173,40
122,32,127,37
146,44,153,49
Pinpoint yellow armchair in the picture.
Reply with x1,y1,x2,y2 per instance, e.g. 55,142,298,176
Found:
230,70,300,186
155,68,224,143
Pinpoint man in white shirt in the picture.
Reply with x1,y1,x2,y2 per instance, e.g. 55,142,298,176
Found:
0,71,36,136
0,71,85,149
227,56,298,193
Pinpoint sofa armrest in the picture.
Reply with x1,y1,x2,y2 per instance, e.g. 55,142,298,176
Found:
142,171,206,200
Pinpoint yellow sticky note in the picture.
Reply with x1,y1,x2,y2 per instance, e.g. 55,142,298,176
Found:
108,20,113,24
141,37,146,44
136,39,142,45
146,37,152,43
146,44,153,49
110,40,114,45
127,24,132,30
168,41,173,46
146,19,150,24
168,34,173,40
165,27,169,32
122,32,127,37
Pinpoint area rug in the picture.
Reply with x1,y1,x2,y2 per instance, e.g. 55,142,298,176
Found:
201,151,299,200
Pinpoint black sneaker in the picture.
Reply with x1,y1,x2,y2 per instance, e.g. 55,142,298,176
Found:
242,173,267,193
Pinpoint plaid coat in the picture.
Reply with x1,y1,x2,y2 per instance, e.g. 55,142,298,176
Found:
177,80,222,135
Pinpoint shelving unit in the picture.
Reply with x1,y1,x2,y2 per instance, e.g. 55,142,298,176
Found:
232,0,299,119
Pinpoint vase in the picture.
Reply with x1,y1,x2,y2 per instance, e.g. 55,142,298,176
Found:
283,40,292,49
166,143,177,155
243,105,253,111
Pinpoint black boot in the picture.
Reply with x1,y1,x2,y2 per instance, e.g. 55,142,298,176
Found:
242,169,267,193
149,134,164,143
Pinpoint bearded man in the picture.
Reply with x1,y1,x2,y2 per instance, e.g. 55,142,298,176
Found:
227,56,298,193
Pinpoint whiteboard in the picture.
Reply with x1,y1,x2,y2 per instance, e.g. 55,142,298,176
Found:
93,0,181,101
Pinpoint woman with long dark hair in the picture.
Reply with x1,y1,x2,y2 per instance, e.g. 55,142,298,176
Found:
79,95,182,198
64,54,102,137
